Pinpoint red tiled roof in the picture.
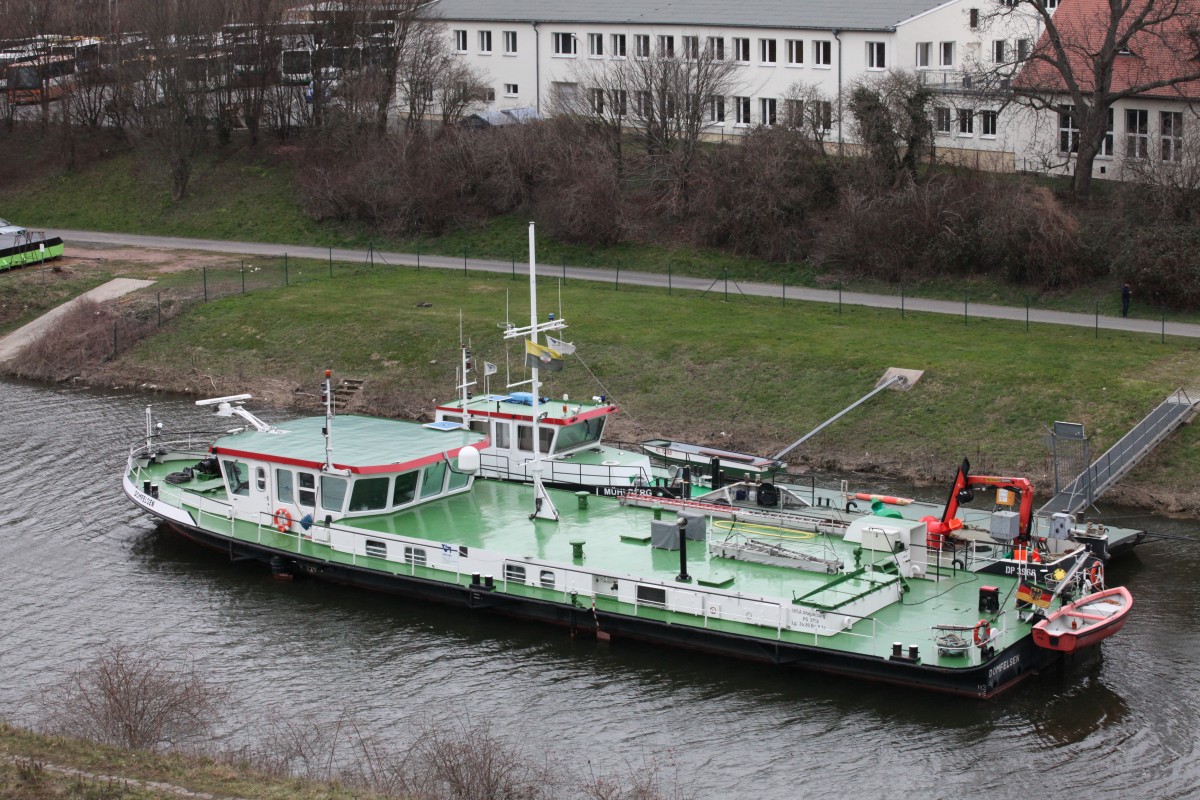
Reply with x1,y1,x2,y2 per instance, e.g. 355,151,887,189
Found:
1015,0,1200,100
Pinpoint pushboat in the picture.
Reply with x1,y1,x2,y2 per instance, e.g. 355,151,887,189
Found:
0,219,63,271
120,223,1133,699
1032,586,1133,653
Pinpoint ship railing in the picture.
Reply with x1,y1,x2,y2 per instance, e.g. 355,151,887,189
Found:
128,434,215,461
478,451,655,488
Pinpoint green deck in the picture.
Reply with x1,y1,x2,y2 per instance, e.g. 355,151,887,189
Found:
135,453,1035,669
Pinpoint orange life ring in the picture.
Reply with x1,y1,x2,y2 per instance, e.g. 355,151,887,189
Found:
973,619,991,646
273,507,292,532
1087,563,1104,587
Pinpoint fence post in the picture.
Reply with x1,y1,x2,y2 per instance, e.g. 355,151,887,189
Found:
1095,302,1100,338
1025,295,1030,332
113,320,118,355
464,246,469,277
284,254,289,287
417,244,421,271
1162,312,1166,344
203,266,208,302
615,257,620,291
838,281,842,314
369,242,374,268
157,291,161,327
963,291,968,326
900,284,904,319
241,260,245,294
512,253,516,279
329,247,333,278
669,264,673,296
562,260,566,284
781,274,785,306
724,268,730,302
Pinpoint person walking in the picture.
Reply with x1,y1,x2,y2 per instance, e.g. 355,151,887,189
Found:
1121,282,1132,317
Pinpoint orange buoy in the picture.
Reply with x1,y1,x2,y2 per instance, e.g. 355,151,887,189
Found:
854,492,914,506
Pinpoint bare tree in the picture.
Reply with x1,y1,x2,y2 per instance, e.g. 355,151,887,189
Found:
782,80,837,156
991,0,1200,196
846,70,934,181
41,643,229,751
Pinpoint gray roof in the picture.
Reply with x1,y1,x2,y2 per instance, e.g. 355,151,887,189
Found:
431,0,953,32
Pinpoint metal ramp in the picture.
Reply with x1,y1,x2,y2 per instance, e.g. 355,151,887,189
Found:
1038,389,1196,516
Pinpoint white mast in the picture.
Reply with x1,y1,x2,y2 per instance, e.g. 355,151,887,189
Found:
502,222,565,522
323,369,334,471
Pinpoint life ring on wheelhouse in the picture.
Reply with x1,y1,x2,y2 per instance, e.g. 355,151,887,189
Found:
973,619,991,646
273,508,293,532
1087,562,1104,587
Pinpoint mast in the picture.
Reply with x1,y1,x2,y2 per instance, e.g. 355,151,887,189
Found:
323,369,334,471
502,222,566,522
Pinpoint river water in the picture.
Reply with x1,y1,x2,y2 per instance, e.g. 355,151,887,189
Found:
3,377,1199,799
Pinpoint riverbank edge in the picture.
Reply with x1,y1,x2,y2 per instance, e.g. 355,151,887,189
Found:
0,721,379,800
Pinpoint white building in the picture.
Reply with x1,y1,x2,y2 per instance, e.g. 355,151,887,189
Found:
430,0,1044,170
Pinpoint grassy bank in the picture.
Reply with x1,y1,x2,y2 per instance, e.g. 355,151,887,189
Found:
1,133,1194,321
77,256,1200,510
0,722,374,800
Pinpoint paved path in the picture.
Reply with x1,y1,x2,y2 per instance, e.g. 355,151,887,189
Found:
0,277,155,362
54,228,1200,339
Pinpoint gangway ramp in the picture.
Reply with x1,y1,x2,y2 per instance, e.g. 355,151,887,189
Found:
1038,389,1197,517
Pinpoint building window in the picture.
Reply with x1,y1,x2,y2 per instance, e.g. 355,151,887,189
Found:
588,33,603,57
682,35,699,59
759,97,777,125
1162,111,1183,162
553,32,576,56
1058,105,1078,153
504,563,527,583
1100,108,1114,156
1126,109,1149,158
786,39,803,65
612,89,627,115
940,42,955,67
503,30,517,54
958,108,974,135
365,539,387,559
734,95,751,124
935,106,952,134
710,95,725,122
611,34,626,58
760,38,777,64
1017,38,1031,61
708,36,724,60
818,100,832,131
658,35,674,56
993,40,1006,63
478,30,492,53
814,40,832,67
503,83,518,96
867,41,886,69
970,8,980,27
453,30,467,53
635,34,650,58
916,42,931,68
589,87,604,114
733,37,750,63
404,546,427,566
981,109,998,137
784,98,802,127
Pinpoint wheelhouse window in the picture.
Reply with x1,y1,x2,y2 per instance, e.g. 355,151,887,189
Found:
447,457,471,491
321,475,347,512
393,471,419,506
222,460,250,497
256,466,266,491
554,418,605,452
277,469,294,503
516,425,554,453
349,477,389,511
298,472,316,506
421,461,447,498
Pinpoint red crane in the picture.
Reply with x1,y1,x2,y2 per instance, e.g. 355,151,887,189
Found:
923,459,1034,551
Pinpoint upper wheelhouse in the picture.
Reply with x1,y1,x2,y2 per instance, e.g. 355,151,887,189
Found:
435,392,617,457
